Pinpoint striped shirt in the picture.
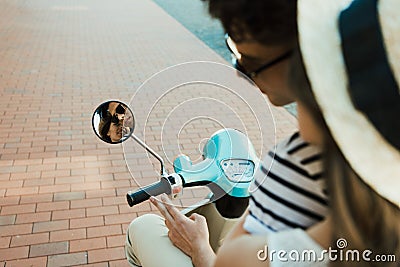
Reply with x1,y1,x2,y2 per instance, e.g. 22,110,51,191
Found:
244,132,329,234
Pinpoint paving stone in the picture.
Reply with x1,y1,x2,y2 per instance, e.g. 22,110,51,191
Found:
29,241,69,257
0,0,297,265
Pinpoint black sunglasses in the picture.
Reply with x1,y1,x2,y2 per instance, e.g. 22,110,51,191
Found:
110,114,121,125
115,104,126,114
225,34,293,79
108,104,126,125
107,104,125,124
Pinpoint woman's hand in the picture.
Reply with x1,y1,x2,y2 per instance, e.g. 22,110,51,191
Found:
150,194,216,267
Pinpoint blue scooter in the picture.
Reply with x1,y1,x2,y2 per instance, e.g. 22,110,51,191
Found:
92,100,259,251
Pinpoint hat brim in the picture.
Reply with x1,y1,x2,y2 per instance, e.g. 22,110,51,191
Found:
298,0,400,206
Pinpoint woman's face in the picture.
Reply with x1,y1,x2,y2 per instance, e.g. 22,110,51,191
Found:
229,40,295,106
108,121,123,142
232,38,325,145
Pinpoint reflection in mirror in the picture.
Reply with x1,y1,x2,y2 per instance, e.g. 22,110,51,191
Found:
92,100,135,144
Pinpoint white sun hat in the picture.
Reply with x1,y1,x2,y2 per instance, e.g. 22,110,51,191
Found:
298,0,400,207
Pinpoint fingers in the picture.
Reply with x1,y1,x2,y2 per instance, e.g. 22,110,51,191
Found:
149,194,186,225
190,213,207,223
168,228,192,256
160,194,184,221
149,196,174,223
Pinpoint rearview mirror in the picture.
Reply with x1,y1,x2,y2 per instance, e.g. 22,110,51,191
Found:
92,100,135,144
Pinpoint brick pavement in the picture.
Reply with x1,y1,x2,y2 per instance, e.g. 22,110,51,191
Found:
0,0,297,266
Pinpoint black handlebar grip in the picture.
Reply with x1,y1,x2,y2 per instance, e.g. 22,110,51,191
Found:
126,177,172,207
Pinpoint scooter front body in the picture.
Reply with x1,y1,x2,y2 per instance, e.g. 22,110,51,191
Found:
173,128,259,198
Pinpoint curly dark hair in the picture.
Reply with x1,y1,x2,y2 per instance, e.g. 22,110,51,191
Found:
203,0,297,45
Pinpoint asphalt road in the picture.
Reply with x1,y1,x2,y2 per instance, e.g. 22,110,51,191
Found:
152,0,230,62
152,0,297,116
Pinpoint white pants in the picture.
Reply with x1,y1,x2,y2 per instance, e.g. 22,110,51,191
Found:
125,203,242,267
125,213,193,267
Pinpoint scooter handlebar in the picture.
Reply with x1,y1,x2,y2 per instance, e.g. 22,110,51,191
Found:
126,177,172,207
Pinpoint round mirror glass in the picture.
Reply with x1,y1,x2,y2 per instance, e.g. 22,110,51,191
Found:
92,100,135,144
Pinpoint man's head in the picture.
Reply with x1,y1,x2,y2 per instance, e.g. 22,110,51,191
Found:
204,0,298,106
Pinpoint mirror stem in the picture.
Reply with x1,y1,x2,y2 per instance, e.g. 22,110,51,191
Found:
130,134,168,176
